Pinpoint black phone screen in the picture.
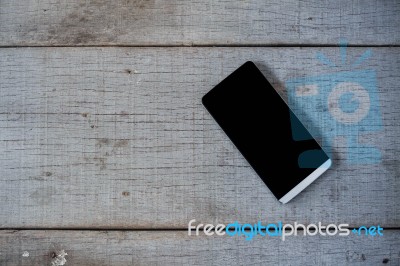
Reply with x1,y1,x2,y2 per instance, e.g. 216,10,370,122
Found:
202,61,330,200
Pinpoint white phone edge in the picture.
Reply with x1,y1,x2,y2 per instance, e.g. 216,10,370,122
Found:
279,159,332,204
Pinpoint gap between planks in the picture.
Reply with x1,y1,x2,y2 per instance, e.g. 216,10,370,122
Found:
0,44,400,49
1,228,400,231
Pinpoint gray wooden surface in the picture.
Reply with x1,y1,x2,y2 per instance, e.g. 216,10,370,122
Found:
0,47,399,229
0,0,399,265
1,0,399,46
0,230,399,266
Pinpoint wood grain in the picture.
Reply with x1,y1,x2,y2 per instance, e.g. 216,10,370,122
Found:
0,230,399,265
0,0,399,46
0,47,399,228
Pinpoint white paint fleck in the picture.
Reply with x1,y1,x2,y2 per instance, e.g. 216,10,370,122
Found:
51,250,68,266
22,251,29,257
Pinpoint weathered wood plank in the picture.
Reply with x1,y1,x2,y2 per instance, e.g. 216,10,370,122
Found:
0,0,399,46
0,47,399,228
0,230,398,265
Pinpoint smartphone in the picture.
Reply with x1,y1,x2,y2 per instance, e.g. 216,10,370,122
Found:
202,61,331,203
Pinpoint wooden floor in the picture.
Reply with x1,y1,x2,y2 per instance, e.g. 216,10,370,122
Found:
0,0,399,265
